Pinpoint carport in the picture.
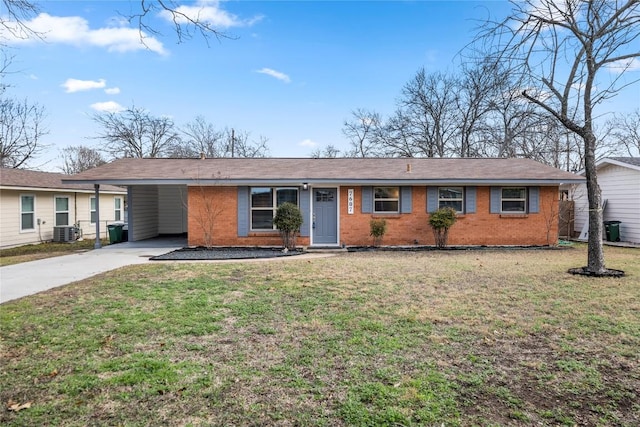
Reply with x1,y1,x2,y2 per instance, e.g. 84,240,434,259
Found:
86,183,188,248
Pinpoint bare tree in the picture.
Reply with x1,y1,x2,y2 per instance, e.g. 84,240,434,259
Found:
220,128,269,158
605,109,640,156
59,145,106,174
398,69,459,157
0,96,48,168
310,144,341,158
1,0,232,46
478,0,640,275
174,115,224,158
0,51,15,95
342,109,383,157
1,0,40,42
185,170,225,248
189,185,223,248
456,60,501,157
170,120,270,158
92,106,179,159
123,0,235,45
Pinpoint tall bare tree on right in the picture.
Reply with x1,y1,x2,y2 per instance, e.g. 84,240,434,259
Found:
478,0,640,275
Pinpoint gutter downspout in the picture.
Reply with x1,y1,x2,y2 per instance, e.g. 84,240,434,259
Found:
94,184,101,249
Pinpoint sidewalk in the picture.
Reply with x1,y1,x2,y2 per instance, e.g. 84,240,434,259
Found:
0,240,183,304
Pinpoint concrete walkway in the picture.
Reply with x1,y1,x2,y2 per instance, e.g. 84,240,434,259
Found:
0,239,185,304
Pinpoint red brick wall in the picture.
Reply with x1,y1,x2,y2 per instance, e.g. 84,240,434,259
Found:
188,185,559,247
187,186,310,247
340,186,559,246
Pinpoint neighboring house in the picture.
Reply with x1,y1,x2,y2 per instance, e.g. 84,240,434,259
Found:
0,168,127,248
64,157,584,248
570,157,640,244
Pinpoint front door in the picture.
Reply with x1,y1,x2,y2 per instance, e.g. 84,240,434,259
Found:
313,188,338,245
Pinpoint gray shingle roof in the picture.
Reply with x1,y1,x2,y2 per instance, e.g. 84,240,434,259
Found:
609,157,640,167
1,168,126,193
63,157,584,186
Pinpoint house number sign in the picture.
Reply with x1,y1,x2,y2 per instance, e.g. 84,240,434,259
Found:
348,189,354,214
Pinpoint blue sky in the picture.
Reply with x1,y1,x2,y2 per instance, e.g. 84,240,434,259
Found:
2,1,638,171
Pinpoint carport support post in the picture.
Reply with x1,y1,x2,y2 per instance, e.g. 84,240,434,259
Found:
94,184,102,249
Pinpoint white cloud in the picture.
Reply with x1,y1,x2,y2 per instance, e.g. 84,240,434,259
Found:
2,13,167,55
90,101,125,113
105,87,121,95
61,78,106,93
160,0,263,28
256,68,291,83
607,58,640,74
299,139,317,148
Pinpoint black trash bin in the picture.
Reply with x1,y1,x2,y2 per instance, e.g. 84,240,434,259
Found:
107,224,123,244
604,220,621,242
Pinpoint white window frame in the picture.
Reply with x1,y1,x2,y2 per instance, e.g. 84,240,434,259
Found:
90,196,97,224
250,187,299,231
55,195,70,226
438,187,464,213
114,197,123,222
501,187,527,213
373,186,399,213
20,194,36,232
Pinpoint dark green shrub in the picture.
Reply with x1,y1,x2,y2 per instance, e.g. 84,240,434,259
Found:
428,207,457,248
273,202,303,250
369,218,387,247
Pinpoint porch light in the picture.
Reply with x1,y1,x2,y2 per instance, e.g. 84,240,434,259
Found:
302,183,309,191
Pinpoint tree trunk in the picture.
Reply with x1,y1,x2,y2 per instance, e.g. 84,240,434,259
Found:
583,133,606,274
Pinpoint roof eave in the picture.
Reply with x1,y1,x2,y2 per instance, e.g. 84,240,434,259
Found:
63,178,585,186
596,158,640,172
0,185,126,193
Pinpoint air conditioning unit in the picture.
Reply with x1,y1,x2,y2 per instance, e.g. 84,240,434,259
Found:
53,226,77,243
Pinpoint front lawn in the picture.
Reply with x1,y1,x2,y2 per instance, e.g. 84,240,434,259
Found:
0,239,104,267
1,245,638,426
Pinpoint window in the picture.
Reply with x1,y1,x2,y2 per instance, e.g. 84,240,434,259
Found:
114,197,122,222
250,187,298,230
501,187,527,213
20,195,35,231
438,187,463,213
90,197,97,224
55,196,69,226
315,190,334,202
374,187,399,213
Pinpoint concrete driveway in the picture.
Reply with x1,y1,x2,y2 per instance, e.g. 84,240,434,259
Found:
0,238,185,304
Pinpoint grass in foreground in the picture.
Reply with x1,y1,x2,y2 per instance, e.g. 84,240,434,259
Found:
0,239,104,266
1,245,638,426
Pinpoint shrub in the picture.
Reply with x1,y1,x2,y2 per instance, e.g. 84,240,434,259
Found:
428,207,457,248
273,202,303,250
370,218,387,247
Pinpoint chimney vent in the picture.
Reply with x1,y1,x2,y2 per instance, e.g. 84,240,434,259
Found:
200,152,206,160
406,163,412,173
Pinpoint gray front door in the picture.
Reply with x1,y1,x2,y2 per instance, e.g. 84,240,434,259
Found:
313,188,338,245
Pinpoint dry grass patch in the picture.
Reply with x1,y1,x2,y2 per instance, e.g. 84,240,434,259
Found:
0,240,102,266
1,244,638,426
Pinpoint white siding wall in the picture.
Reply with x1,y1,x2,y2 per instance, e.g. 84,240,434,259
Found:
130,185,159,241
572,164,640,243
76,193,123,240
158,185,187,234
572,183,589,238
0,189,124,248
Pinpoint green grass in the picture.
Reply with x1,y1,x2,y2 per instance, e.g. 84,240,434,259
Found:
1,245,639,426
0,239,104,266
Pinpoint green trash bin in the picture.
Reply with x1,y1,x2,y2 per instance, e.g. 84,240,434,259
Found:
107,224,123,244
604,220,621,242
